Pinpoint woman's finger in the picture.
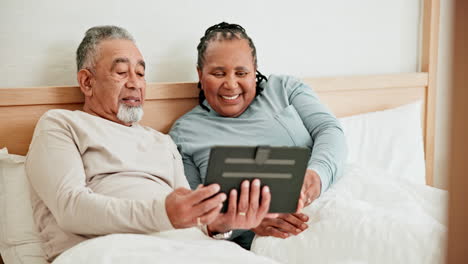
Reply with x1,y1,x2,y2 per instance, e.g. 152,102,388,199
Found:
281,213,309,231
292,212,309,222
270,217,301,235
265,226,289,239
265,213,279,218
296,197,305,212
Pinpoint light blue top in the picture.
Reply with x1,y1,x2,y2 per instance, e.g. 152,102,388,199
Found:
169,74,347,193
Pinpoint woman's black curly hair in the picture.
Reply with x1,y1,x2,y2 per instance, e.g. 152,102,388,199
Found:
196,22,267,111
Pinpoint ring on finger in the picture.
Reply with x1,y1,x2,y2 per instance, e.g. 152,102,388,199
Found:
238,212,246,216
197,217,202,226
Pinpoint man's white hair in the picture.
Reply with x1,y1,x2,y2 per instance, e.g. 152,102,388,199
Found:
76,25,135,71
116,104,143,124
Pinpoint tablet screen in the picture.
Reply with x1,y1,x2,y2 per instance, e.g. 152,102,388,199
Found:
204,146,310,213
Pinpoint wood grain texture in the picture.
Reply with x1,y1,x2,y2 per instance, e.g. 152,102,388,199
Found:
421,0,440,186
0,82,199,107
446,0,468,262
304,73,428,92
0,73,433,185
0,74,428,106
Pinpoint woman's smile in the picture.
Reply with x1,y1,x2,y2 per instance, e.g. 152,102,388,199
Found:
220,93,241,103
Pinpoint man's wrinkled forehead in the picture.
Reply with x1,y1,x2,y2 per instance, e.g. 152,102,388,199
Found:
111,57,146,71
95,39,145,68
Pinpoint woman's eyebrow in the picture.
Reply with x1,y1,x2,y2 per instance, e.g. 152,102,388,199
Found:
210,66,225,71
209,66,250,71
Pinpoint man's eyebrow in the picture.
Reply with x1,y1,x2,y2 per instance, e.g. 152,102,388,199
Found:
110,58,145,71
138,60,146,70
111,58,130,71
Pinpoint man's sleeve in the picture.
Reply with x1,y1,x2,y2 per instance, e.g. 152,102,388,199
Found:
285,76,348,193
25,115,174,236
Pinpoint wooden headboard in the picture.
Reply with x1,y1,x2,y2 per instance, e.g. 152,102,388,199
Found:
0,72,434,184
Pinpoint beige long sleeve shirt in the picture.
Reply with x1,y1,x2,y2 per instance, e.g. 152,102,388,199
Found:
25,109,189,260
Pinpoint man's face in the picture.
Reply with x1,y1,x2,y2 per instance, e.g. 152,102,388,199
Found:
85,39,146,125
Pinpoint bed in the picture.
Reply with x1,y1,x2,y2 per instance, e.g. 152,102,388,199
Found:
0,72,447,264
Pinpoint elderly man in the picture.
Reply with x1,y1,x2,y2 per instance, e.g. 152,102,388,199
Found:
26,25,271,261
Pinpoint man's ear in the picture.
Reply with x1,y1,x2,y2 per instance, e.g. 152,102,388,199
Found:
77,69,94,97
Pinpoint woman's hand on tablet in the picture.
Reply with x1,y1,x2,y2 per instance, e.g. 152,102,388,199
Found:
297,169,321,212
251,213,309,238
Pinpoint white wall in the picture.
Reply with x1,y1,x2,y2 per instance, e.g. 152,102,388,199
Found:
0,0,420,87
3,0,450,188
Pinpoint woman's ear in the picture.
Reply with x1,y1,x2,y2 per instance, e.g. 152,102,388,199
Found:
77,69,94,97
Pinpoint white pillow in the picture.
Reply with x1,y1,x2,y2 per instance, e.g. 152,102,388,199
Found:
338,101,426,184
0,148,47,264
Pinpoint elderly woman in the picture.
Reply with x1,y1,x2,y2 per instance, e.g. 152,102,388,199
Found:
169,22,347,249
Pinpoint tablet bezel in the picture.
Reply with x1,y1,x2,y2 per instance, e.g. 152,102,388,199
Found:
204,145,310,213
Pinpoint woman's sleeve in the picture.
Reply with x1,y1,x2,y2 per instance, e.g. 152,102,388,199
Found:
285,76,348,193
168,138,191,190
181,154,203,190
25,113,174,236
169,123,202,190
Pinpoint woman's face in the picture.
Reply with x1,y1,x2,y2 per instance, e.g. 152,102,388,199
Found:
198,39,257,117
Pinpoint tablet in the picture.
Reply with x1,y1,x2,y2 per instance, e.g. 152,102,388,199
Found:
204,146,310,213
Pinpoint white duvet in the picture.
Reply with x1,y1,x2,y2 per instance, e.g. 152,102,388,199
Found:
251,164,448,264
53,228,280,264
53,164,447,264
